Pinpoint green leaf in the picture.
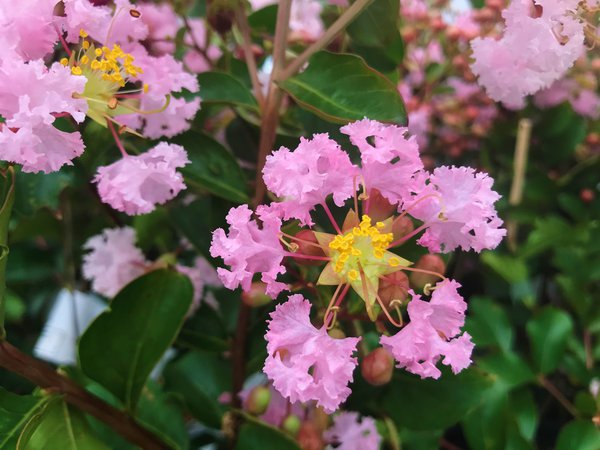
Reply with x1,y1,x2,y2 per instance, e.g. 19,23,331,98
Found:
0,387,47,449
383,369,492,430
235,420,300,450
520,217,583,258
481,252,529,283
79,270,193,410
172,131,249,203
19,398,109,450
279,52,406,124
13,168,72,217
477,352,536,390
163,350,231,428
526,307,574,374
347,0,404,72
464,297,514,353
556,420,600,450
196,72,258,109
0,167,14,336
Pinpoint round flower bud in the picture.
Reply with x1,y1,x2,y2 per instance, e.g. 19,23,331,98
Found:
580,188,595,204
361,348,394,386
378,271,409,310
410,254,446,291
282,415,302,437
207,0,236,35
328,328,346,339
366,189,396,222
245,386,271,416
241,282,272,307
392,216,414,241
297,422,324,450
294,230,326,265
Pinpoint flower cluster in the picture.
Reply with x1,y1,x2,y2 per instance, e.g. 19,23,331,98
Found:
211,119,505,411
0,0,202,215
83,226,221,315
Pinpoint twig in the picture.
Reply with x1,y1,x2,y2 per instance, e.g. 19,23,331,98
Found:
0,341,170,450
235,4,265,109
507,118,532,252
278,0,374,81
538,375,580,418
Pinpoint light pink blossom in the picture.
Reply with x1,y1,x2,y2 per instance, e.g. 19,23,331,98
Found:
0,60,87,173
250,0,324,41
82,227,149,298
407,166,506,253
380,280,474,379
264,295,360,412
177,257,222,315
341,118,423,207
94,142,189,215
210,204,287,297
137,3,181,56
324,412,381,450
183,18,222,73
471,0,584,108
263,134,358,225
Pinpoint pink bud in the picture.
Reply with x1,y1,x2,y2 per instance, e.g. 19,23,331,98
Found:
378,271,409,309
367,189,397,222
361,348,394,386
245,386,271,415
392,216,414,241
282,415,302,437
410,254,446,291
294,230,325,266
297,422,324,450
241,282,271,307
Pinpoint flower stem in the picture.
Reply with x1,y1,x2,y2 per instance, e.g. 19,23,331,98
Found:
235,3,265,109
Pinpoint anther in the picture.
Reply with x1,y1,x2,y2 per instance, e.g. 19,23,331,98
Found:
129,9,141,18
107,97,119,110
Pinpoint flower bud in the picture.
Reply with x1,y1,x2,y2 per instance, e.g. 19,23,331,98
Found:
282,414,302,437
328,328,346,339
392,216,414,241
361,348,394,386
297,422,324,450
410,254,446,291
367,189,397,222
241,282,271,307
207,0,236,35
294,230,325,265
245,386,271,416
580,188,595,204
378,271,409,309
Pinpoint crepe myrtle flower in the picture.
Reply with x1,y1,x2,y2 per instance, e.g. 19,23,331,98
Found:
211,118,505,410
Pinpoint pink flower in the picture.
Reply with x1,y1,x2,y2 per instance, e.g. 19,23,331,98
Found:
94,142,189,215
0,0,57,60
324,412,381,450
264,295,360,412
470,0,584,109
82,227,149,298
262,134,358,225
407,166,506,253
0,60,87,173
210,204,287,297
117,44,201,138
183,18,222,73
177,257,222,315
250,0,324,41
137,3,181,56
341,118,423,206
60,0,112,44
380,280,474,379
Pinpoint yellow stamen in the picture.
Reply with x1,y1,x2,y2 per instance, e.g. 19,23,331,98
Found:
60,58,69,66
79,29,88,38
82,40,90,50
71,66,82,75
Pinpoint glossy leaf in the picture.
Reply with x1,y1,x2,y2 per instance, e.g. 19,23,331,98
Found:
235,420,300,450
0,167,14,336
279,52,406,124
556,420,600,450
464,297,514,353
0,387,46,449
173,131,249,204
526,307,574,374
196,72,258,109
79,270,193,410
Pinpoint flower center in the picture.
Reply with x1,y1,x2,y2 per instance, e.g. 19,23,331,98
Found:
328,215,400,283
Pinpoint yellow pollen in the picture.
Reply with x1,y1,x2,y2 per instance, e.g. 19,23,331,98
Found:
71,66,82,75
82,40,90,50
94,48,103,57
60,58,69,66
328,215,394,277
389,257,401,267
79,29,88,38
80,55,89,65
143,83,149,93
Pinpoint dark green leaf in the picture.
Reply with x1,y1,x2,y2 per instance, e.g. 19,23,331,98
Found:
0,387,46,449
79,270,193,410
556,420,600,450
464,297,514,353
526,307,574,374
19,398,109,450
383,369,492,430
172,131,249,203
164,350,231,428
13,169,72,217
235,420,300,450
279,52,406,124
196,72,258,109
0,167,14,336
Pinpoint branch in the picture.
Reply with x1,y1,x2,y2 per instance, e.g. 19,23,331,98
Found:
278,0,374,81
235,4,265,109
538,375,580,418
0,340,171,450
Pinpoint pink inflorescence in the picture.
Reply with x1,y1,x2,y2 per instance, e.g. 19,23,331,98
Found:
211,118,506,411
